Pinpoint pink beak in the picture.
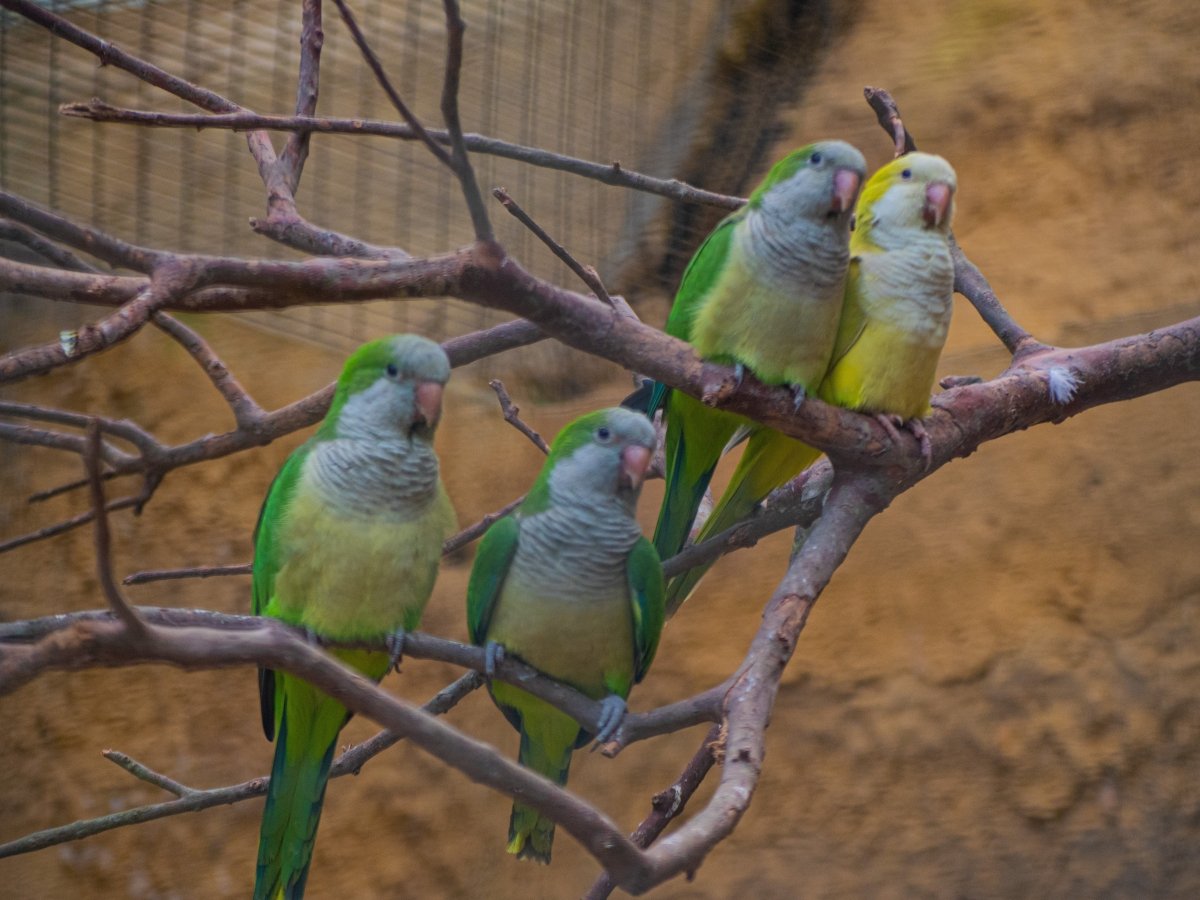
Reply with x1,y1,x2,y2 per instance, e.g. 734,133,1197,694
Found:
619,444,652,491
831,168,862,214
923,182,952,229
414,381,444,429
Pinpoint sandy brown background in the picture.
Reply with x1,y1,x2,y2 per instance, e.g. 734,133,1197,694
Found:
4,0,1200,897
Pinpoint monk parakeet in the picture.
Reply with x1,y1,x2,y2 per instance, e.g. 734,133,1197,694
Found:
649,141,866,611
819,152,957,437
467,407,664,863
252,334,456,899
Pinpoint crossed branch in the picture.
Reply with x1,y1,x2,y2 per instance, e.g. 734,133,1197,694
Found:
1,1,1198,895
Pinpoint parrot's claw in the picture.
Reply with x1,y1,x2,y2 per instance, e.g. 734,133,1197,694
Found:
875,413,932,470
483,640,506,680
729,362,746,391
386,628,407,673
593,694,628,745
790,384,808,410
909,419,933,470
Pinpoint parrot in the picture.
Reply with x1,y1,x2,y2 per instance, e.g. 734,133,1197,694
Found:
646,140,866,611
819,151,957,443
466,407,664,863
664,152,958,608
251,334,456,899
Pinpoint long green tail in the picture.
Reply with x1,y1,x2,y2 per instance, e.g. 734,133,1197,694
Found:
665,429,821,612
507,728,574,863
254,674,349,900
652,392,740,564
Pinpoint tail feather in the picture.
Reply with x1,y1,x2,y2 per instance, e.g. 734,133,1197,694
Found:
507,722,574,863
254,679,345,900
652,394,738,562
665,430,821,612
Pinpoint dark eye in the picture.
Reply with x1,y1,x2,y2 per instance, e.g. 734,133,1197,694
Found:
809,152,823,165
596,426,612,442
386,363,398,377
901,169,913,180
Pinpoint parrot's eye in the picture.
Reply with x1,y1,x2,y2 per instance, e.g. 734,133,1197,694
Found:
901,168,913,180
386,363,399,378
595,426,612,442
809,152,823,165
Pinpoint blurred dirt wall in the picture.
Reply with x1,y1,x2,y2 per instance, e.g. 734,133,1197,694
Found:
3,0,1200,898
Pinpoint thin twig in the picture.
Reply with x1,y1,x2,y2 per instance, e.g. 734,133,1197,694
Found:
442,494,524,555
331,0,454,170
58,102,745,210
492,187,613,305
863,86,917,157
102,749,197,798
84,421,145,634
152,313,266,429
488,379,550,454
439,0,493,240
0,219,99,272
278,0,323,192
122,563,251,586
0,673,482,859
584,723,724,900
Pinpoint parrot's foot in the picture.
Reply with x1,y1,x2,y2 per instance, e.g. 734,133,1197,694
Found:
732,363,746,389
593,694,628,745
875,413,932,470
790,384,808,410
386,628,407,673
938,374,983,390
483,640,506,679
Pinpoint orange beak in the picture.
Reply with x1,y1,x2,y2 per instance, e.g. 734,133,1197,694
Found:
831,168,862,214
619,444,652,492
414,381,444,430
923,181,952,229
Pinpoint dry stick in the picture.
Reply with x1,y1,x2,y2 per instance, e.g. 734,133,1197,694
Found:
103,749,197,797
0,673,482,860
122,563,251,586
0,495,142,555
583,723,724,900
0,419,135,469
152,313,266,429
83,421,145,634
278,0,323,192
0,401,157,457
0,219,99,272
331,0,453,171
488,379,551,454
863,85,917,157
29,472,119,505
438,0,493,240
492,187,614,305
58,103,745,210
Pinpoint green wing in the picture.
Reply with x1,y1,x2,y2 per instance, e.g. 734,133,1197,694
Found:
466,514,521,646
626,536,666,683
823,256,869,375
648,209,744,414
251,443,310,741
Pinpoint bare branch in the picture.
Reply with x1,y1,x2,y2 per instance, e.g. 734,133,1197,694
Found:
102,749,197,798
278,0,324,191
439,0,493,240
83,421,146,634
122,564,252,586
492,187,613,305
488,379,550,454
0,673,482,859
584,723,724,900
863,85,917,157
0,219,98,272
152,313,266,429
442,494,525,555
58,102,745,210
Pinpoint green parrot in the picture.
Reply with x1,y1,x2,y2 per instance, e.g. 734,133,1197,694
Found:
820,151,957,444
467,407,665,863
251,334,456,899
648,140,866,611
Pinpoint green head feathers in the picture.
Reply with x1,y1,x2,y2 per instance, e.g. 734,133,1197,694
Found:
749,140,867,218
